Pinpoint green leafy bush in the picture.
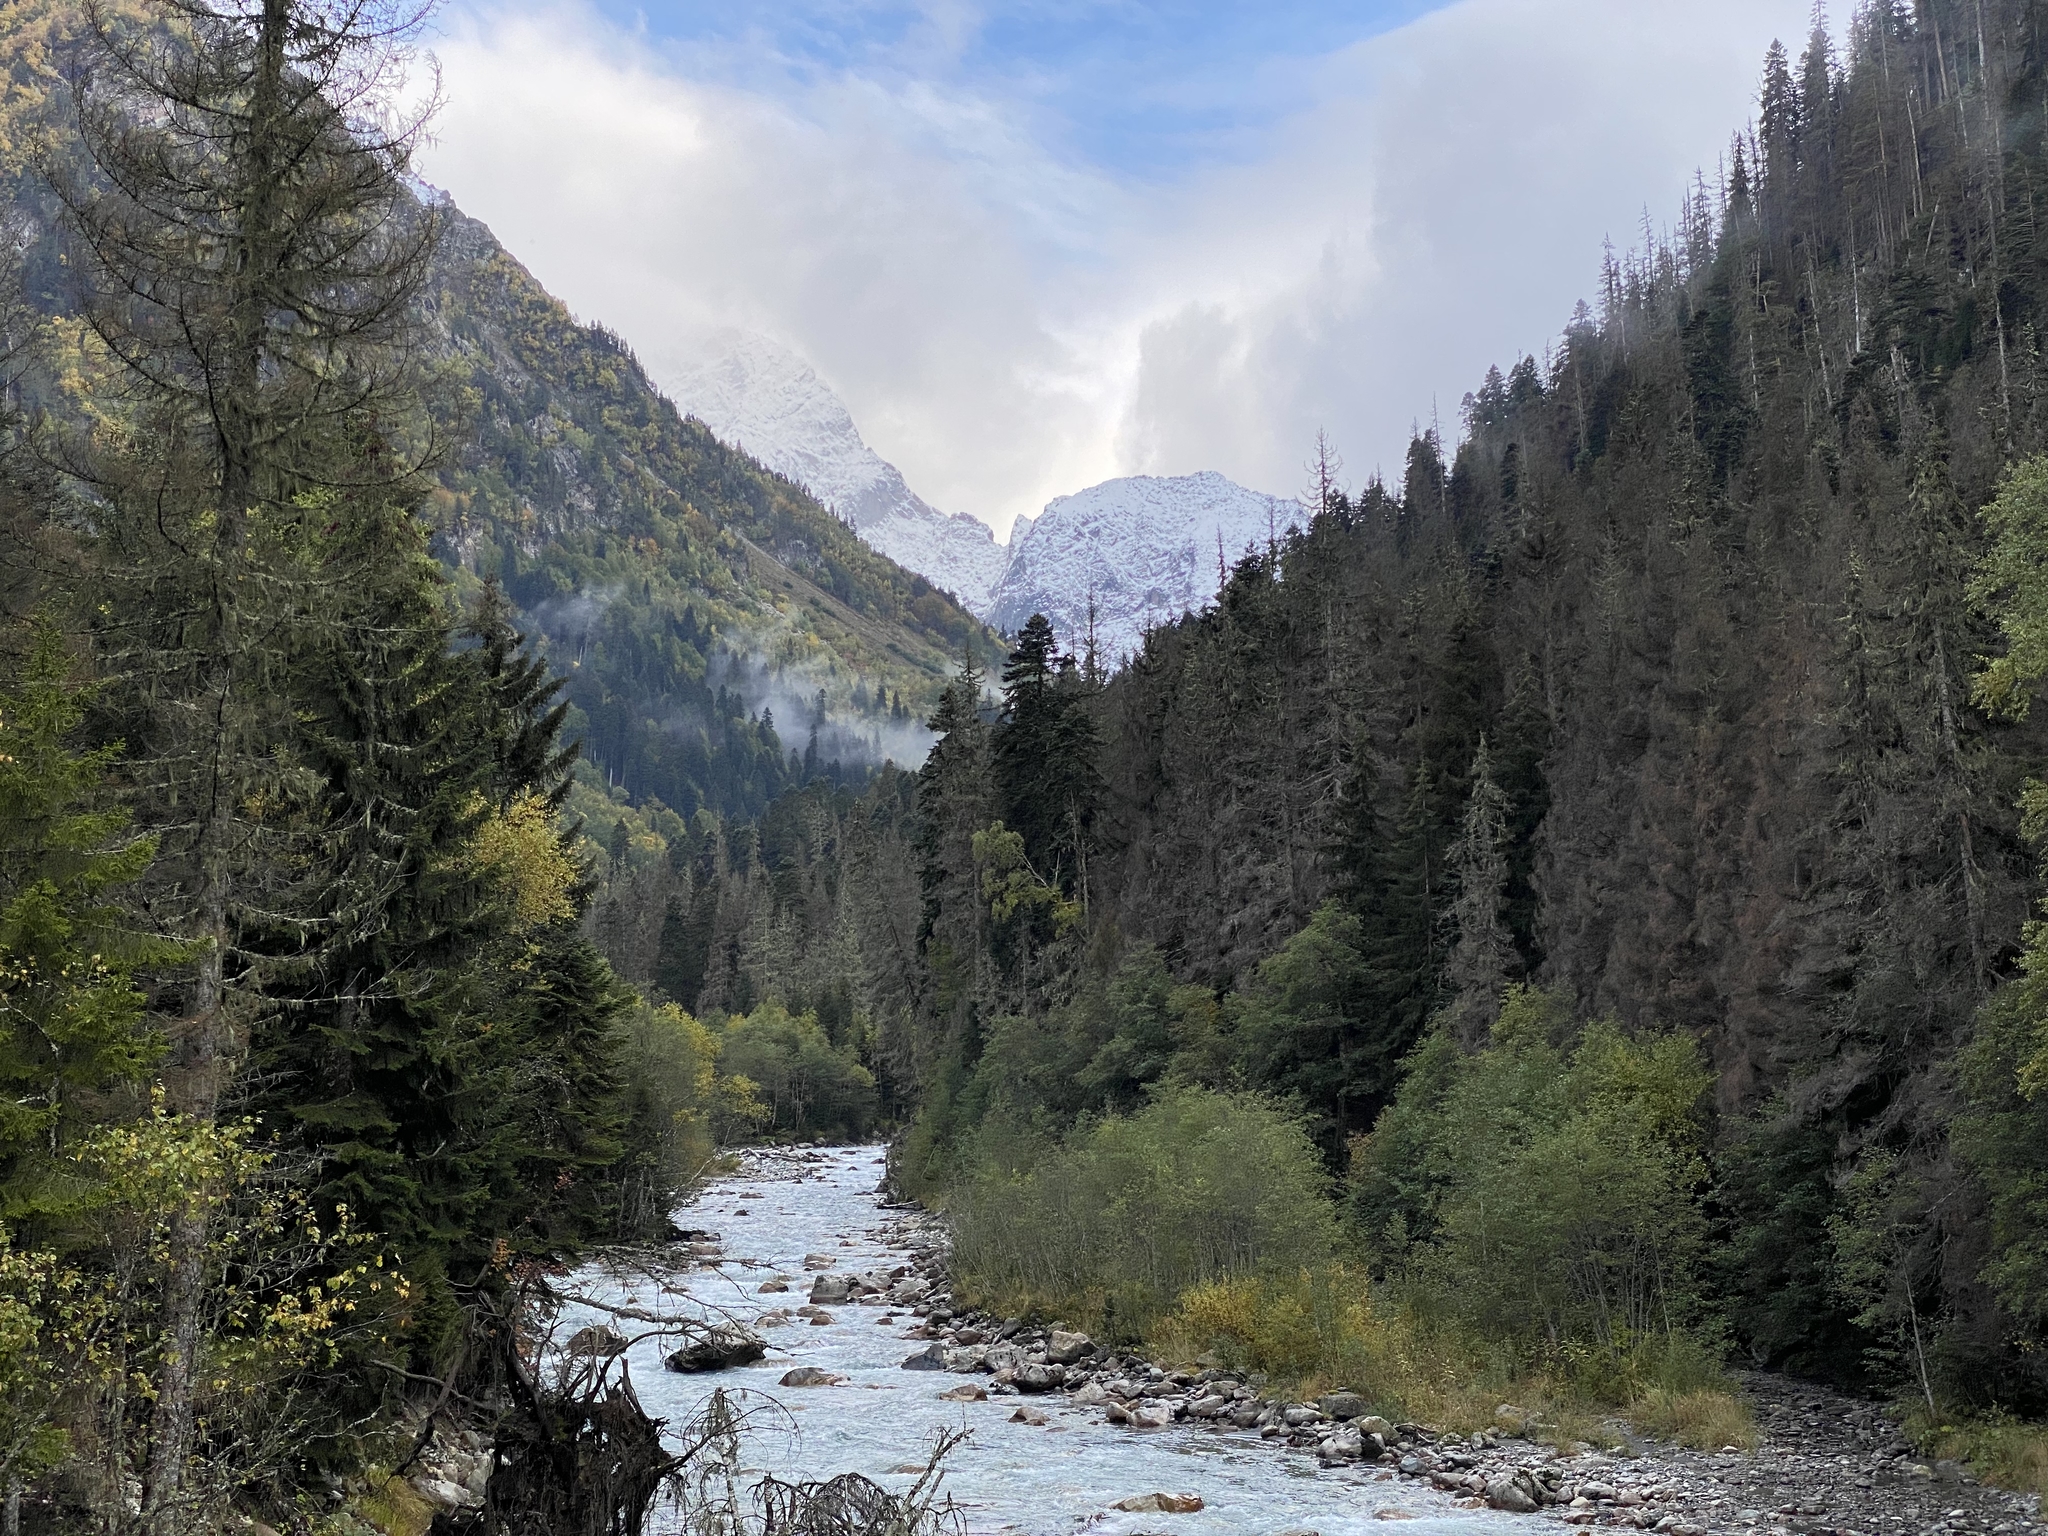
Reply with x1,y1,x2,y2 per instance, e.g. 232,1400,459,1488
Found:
1353,988,1715,1379
948,1085,1338,1338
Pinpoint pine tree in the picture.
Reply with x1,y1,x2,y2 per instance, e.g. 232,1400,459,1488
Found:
1441,738,1518,1044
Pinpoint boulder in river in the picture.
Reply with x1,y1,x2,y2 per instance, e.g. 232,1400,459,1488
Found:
758,1278,790,1293
900,1342,948,1371
665,1326,766,1373
1013,1363,1067,1393
778,1366,845,1387
1112,1493,1203,1513
938,1383,986,1402
810,1275,852,1304
566,1325,627,1358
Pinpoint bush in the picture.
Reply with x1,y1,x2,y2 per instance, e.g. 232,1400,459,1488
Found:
1352,988,1716,1372
948,1085,1338,1337
717,1001,877,1142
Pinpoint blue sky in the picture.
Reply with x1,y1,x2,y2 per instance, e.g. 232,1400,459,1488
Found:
568,1,1448,178
422,0,1820,533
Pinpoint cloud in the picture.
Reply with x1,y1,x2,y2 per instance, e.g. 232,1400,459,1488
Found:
420,0,1819,534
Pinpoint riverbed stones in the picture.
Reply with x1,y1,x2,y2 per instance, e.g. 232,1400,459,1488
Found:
665,1326,765,1373
809,1275,851,1304
937,1383,986,1402
1013,1362,1067,1393
757,1278,789,1293
899,1342,948,1370
1317,1391,1366,1420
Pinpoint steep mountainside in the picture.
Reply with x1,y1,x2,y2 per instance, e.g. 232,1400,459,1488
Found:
660,333,1011,611
415,209,999,819
989,471,1305,663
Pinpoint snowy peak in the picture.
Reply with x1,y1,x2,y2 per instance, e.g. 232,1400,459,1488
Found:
987,471,1303,666
656,333,1010,612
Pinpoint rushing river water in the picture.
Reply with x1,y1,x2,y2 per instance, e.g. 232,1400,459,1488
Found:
576,1144,1514,1536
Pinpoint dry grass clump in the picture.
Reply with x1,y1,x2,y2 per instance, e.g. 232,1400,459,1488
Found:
1145,1265,1757,1453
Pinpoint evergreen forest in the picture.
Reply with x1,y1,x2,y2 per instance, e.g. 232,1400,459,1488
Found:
16,0,2048,1532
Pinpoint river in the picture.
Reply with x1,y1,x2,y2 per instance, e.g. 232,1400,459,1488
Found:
576,1144,1516,1536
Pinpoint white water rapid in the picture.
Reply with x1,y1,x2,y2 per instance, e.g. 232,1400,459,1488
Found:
577,1144,1516,1536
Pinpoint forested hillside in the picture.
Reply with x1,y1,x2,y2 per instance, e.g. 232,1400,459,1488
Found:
3,0,995,835
662,0,2048,1416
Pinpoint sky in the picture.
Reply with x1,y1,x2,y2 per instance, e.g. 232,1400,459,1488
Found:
417,0,1827,538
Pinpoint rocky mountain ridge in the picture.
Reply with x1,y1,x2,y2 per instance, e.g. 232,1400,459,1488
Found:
658,331,1303,663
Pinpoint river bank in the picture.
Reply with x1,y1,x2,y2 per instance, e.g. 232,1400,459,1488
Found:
568,1144,2045,1536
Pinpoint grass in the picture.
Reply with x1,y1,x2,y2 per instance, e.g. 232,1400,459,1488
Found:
1140,1266,1756,1454
1907,1406,2048,1506
352,1472,435,1536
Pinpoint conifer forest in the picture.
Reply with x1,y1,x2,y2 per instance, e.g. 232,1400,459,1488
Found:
16,0,2048,1532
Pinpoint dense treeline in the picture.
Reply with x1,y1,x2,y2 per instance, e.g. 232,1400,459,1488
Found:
662,0,2048,1421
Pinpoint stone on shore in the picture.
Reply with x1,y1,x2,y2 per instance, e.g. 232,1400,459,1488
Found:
1046,1329,1094,1365
900,1342,948,1370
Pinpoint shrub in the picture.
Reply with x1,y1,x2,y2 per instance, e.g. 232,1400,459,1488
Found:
948,1085,1338,1337
1353,988,1716,1370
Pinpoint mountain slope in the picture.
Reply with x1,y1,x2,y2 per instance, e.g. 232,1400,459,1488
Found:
389,207,1002,820
987,472,1304,663
661,333,1011,611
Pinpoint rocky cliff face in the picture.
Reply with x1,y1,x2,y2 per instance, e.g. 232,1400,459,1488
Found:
658,333,1010,612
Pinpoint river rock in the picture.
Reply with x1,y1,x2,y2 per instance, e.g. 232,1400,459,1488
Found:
1318,1391,1366,1420
810,1275,852,1304
1112,1493,1203,1513
778,1366,845,1387
900,1342,948,1371
943,1347,986,1372
1128,1403,1175,1428
938,1383,986,1402
1014,1362,1067,1393
1046,1329,1094,1365
1484,1472,1540,1513
1358,1414,1394,1439
1188,1394,1232,1419
757,1278,790,1293
807,1312,834,1325
1070,1381,1109,1406
1317,1428,1366,1461
566,1325,627,1358
665,1326,765,1373
1009,1406,1048,1426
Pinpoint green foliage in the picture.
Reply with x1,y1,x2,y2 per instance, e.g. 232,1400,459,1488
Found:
1969,454,2048,720
948,1085,1339,1338
0,618,169,1224
715,1000,876,1142
1353,990,1715,1372
609,1001,726,1234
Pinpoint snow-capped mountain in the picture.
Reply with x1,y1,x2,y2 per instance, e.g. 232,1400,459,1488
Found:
656,332,1010,611
987,472,1304,666
656,333,1301,668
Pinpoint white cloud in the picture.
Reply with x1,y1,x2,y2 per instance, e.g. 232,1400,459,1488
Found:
420,0,1818,535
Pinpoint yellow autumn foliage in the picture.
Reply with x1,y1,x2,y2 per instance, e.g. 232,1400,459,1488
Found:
465,791,578,932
